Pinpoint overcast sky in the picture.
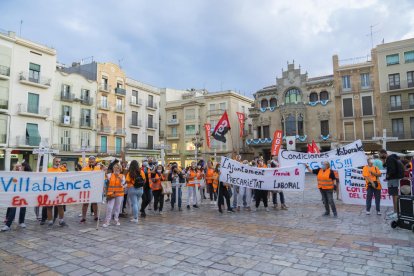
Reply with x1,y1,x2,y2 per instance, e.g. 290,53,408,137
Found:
2,0,414,96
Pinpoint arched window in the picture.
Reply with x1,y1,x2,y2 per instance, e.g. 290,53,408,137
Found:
285,88,302,104
261,99,269,108
320,91,329,101
309,92,318,102
269,98,277,108
285,114,296,136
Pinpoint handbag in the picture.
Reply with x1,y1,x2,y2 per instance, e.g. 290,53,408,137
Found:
161,181,172,195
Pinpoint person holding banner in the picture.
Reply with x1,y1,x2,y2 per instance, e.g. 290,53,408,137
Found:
255,159,270,212
232,154,242,210
126,160,146,223
1,163,27,232
186,162,199,209
363,159,382,215
270,156,288,210
306,161,338,217
44,157,67,227
237,160,252,211
103,164,126,227
216,164,234,213
80,156,100,223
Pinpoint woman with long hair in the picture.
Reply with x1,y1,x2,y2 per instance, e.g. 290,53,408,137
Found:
126,160,146,223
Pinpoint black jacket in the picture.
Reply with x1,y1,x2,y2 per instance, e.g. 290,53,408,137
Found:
385,154,405,180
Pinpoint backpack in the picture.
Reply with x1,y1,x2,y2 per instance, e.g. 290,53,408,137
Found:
134,173,145,188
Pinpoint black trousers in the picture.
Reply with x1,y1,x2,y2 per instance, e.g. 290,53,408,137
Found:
207,184,217,201
218,183,231,211
366,186,381,212
255,190,268,208
153,190,164,211
320,189,337,214
140,188,152,213
5,207,26,227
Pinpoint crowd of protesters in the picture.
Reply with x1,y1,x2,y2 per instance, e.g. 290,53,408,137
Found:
1,149,412,231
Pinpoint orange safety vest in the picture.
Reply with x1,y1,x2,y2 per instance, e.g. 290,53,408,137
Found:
82,165,101,171
48,167,62,173
150,173,164,191
107,174,124,197
187,170,197,187
206,168,214,184
212,172,219,192
317,169,334,190
362,165,382,190
125,171,147,189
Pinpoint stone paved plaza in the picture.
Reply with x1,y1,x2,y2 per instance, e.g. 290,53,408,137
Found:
0,175,413,276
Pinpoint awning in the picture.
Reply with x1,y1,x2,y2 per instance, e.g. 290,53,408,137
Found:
26,124,41,146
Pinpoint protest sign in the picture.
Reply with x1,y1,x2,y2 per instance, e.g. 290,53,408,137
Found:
0,171,105,208
278,140,367,170
219,157,305,191
338,168,393,206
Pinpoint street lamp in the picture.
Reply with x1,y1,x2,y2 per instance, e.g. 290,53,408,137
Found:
192,131,204,164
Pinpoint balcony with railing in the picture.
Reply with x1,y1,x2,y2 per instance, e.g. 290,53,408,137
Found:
388,101,414,113
146,122,158,130
56,144,72,152
115,104,125,113
387,80,414,91
0,99,8,111
80,118,93,129
166,149,180,155
207,109,226,117
130,97,142,106
19,72,51,89
146,101,157,110
80,97,94,106
94,146,123,155
17,104,49,118
115,87,126,96
114,128,126,136
129,119,142,128
125,142,154,150
360,81,374,91
388,131,414,140
98,102,110,110
59,115,74,127
16,136,41,147
166,133,180,140
99,84,111,93
60,92,75,102
0,65,10,79
97,125,112,134
167,118,179,125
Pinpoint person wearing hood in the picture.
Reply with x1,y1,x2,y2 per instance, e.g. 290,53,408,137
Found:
306,161,338,217
379,149,405,219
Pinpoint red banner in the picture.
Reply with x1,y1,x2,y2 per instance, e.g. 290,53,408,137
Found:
271,130,283,156
307,144,313,153
312,140,320,153
236,112,245,138
212,111,231,143
204,124,211,148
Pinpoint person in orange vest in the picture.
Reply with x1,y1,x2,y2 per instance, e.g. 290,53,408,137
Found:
212,166,219,202
306,161,338,217
363,158,382,215
103,163,126,227
80,156,101,223
186,162,199,209
255,159,269,212
150,164,166,214
205,160,216,203
47,157,67,227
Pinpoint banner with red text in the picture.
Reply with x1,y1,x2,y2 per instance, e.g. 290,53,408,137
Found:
338,168,393,206
0,171,105,207
236,112,245,138
219,157,305,191
204,123,211,149
271,130,283,156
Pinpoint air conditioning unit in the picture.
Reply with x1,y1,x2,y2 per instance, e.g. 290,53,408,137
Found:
64,116,71,124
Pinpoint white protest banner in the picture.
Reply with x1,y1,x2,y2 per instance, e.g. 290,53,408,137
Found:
339,168,393,206
278,139,367,170
219,157,305,191
0,171,105,208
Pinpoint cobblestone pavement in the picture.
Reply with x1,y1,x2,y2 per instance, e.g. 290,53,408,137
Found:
1,175,413,276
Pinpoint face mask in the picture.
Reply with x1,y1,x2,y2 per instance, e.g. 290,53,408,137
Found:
143,162,148,167
321,164,326,170
157,170,162,173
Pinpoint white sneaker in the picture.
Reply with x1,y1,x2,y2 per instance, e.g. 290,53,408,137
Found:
159,211,163,215
1,225,10,232
265,208,270,212
19,223,26,228
78,213,82,217
130,219,138,223
115,221,121,226
102,223,109,228
366,211,371,215
377,211,382,216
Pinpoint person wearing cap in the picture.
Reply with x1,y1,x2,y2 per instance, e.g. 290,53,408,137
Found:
80,156,100,223
306,161,338,217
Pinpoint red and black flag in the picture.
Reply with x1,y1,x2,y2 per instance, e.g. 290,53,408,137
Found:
212,111,231,143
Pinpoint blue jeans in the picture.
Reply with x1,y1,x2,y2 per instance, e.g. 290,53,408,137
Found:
171,186,182,208
128,187,143,219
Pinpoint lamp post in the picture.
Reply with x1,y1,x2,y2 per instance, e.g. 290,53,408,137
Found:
192,131,204,164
